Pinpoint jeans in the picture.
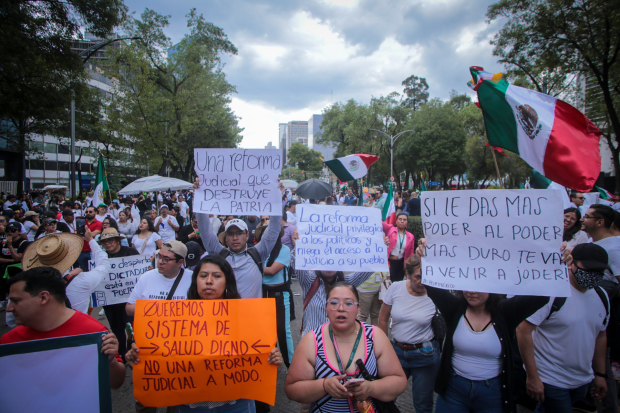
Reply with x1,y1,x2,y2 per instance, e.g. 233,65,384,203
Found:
176,400,256,413
435,370,503,413
533,382,589,413
77,251,91,271
392,340,440,413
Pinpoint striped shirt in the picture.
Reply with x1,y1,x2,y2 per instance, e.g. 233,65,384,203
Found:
309,322,378,413
298,270,373,335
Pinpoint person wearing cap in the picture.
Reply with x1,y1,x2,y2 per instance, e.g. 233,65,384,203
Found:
286,201,297,225
154,204,179,243
22,228,110,315
73,200,84,217
98,228,139,359
195,206,282,303
95,203,109,223
36,218,63,239
58,200,73,220
516,243,611,412
60,209,76,234
23,210,40,242
184,241,203,270
177,194,189,224
126,240,191,317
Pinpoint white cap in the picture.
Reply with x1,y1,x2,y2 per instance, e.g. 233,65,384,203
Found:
225,219,248,232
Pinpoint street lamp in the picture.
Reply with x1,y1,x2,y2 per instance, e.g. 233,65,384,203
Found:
367,129,415,178
71,36,141,200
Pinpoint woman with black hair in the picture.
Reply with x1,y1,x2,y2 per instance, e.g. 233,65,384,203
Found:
131,218,163,259
564,207,589,249
255,219,294,368
95,217,129,247
126,255,283,413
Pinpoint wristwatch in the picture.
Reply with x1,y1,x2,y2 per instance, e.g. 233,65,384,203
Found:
594,371,606,378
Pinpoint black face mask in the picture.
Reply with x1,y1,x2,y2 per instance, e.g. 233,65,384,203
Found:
573,267,604,290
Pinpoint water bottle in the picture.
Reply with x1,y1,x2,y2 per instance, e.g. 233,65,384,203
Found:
422,341,433,352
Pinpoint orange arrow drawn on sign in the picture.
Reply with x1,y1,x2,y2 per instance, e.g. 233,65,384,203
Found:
251,339,270,353
141,343,160,354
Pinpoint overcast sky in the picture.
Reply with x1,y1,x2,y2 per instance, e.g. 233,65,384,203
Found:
123,0,506,149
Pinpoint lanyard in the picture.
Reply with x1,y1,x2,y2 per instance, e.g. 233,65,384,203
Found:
329,323,362,373
398,231,405,251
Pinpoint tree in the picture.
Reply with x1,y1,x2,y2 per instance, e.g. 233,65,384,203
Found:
280,167,303,182
0,0,126,192
401,75,429,111
101,9,242,182
287,143,323,172
487,0,620,192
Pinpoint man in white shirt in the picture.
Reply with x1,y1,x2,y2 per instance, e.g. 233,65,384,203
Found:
177,195,189,223
95,203,109,223
516,243,610,412
3,194,17,210
125,241,190,316
581,204,620,284
154,205,179,243
286,201,297,226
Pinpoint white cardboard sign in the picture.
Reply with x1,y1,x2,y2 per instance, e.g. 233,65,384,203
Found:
295,204,389,272
89,255,151,307
193,148,283,215
421,189,570,297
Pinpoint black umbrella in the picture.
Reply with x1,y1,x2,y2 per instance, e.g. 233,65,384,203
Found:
295,179,332,200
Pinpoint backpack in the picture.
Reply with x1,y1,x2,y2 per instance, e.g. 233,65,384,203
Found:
219,247,263,275
545,286,610,326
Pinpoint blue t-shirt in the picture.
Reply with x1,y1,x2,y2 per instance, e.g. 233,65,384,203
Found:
262,245,291,285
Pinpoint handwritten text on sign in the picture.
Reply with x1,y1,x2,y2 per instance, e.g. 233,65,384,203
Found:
421,189,569,297
89,255,151,307
193,149,282,215
133,299,277,407
295,205,389,272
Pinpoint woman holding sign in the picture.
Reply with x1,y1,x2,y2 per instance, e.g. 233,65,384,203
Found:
285,282,407,412
383,213,415,282
125,255,283,413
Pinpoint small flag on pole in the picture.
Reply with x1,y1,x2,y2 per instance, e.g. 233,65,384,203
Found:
93,154,109,207
383,183,396,225
325,154,378,182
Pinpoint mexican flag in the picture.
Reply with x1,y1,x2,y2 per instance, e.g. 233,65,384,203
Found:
339,181,348,191
93,154,109,207
469,66,602,192
383,183,396,225
419,174,427,192
325,154,378,182
596,186,613,200
530,169,571,209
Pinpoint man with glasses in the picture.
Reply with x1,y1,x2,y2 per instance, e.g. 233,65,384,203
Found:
78,206,103,271
570,191,586,210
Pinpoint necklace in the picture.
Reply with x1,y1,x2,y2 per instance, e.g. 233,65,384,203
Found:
333,329,359,343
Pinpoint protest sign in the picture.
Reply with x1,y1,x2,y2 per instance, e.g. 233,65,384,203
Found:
0,332,111,413
421,189,569,297
133,298,277,407
193,148,283,215
295,205,389,272
89,255,151,307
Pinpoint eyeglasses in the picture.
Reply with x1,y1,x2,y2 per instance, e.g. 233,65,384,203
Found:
327,300,359,311
583,214,601,220
7,228,19,233
226,230,246,238
156,254,178,264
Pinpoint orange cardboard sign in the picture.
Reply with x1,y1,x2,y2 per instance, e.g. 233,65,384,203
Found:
133,299,277,407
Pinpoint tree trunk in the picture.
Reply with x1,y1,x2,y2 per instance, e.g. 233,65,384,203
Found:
17,121,26,195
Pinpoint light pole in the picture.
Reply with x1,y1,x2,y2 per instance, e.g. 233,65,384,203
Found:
367,129,415,178
71,36,141,200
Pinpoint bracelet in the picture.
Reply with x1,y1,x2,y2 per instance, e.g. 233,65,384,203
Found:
322,378,327,393
595,371,606,378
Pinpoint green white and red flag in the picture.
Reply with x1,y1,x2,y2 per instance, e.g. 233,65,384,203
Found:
596,186,613,200
383,183,396,225
325,154,378,182
468,66,602,192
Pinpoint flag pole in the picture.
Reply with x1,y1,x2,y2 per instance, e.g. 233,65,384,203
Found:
491,149,504,189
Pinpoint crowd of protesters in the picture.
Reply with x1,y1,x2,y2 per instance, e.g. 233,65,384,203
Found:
2,180,620,413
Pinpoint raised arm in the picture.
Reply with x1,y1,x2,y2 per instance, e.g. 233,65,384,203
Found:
196,212,223,255
82,238,110,291
255,213,282,261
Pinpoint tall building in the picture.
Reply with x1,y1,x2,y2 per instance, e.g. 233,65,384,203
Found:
308,114,335,161
264,141,275,149
287,121,308,149
279,123,287,164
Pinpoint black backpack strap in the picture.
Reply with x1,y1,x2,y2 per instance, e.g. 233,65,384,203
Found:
594,286,610,326
546,297,567,320
166,269,185,300
246,247,263,276
219,249,231,259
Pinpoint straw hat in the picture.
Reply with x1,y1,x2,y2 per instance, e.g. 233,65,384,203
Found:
22,233,84,273
98,228,123,243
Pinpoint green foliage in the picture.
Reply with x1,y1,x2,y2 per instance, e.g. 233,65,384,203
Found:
280,167,303,182
402,75,429,111
100,8,242,182
407,216,423,250
287,143,323,172
487,0,620,191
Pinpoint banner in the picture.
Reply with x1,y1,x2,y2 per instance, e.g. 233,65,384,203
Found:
295,205,389,272
421,189,569,297
133,299,277,407
0,332,111,413
89,255,151,307
193,149,283,216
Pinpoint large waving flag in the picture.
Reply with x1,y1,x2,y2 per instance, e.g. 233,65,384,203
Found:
93,154,109,207
468,66,602,192
530,169,571,209
383,183,396,225
325,154,378,182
